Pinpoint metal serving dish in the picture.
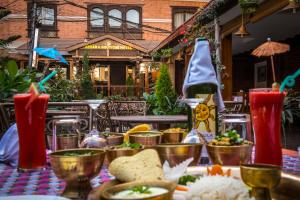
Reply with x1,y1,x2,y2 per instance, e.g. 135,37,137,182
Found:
186,166,300,200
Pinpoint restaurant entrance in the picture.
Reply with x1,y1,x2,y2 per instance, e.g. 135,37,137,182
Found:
90,61,137,96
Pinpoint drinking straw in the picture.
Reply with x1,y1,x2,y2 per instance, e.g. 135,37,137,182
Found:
38,70,58,92
280,68,300,92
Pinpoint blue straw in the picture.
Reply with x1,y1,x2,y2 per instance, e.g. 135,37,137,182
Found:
280,68,300,92
38,70,57,92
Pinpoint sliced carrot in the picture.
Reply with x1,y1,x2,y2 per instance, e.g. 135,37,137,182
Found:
176,185,189,191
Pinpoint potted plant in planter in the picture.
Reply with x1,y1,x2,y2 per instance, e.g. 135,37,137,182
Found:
239,0,259,14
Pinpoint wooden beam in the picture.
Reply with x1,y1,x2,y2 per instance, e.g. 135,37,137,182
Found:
69,60,74,80
221,0,289,38
221,34,233,101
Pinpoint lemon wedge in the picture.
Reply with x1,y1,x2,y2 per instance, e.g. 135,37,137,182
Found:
124,124,151,142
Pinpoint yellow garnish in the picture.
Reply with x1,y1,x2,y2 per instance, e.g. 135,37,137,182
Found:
123,124,151,142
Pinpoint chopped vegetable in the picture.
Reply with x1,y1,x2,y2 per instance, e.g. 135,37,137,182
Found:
119,142,142,149
178,175,197,185
207,165,231,177
130,186,152,194
211,130,248,146
175,185,189,191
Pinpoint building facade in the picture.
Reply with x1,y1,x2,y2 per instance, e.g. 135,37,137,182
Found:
0,0,208,96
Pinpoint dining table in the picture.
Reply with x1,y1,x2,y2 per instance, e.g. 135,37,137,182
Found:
0,149,299,199
110,115,188,132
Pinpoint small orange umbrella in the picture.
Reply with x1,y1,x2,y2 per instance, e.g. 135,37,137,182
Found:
251,38,290,82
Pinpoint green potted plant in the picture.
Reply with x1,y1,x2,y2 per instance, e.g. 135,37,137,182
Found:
155,63,177,115
238,0,259,14
0,60,41,101
126,75,134,97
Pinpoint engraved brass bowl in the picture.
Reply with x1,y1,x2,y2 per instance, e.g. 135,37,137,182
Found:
46,134,79,150
206,142,253,165
240,164,281,200
102,132,124,146
106,146,144,164
50,148,106,199
101,180,177,200
129,131,162,147
161,131,184,143
154,143,202,167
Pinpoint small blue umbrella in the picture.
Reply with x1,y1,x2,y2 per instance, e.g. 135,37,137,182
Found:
34,47,68,64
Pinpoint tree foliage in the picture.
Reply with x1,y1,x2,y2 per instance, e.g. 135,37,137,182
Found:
155,63,176,113
80,51,96,99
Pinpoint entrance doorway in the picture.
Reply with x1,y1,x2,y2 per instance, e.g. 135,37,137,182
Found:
91,64,110,95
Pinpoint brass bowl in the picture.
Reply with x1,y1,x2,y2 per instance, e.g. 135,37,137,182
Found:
241,164,281,200
154,143,202,167
206,143,253,165
102,132,124,146
129,131,162,147
106,146,144,164
162,131,184,143
46,134,79,150
101,180,177,200
50,148,106,199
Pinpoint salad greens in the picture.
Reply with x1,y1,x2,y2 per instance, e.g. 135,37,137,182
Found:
178,175,198,185
130,186,152,194
119,142,142,149
212,130,244,146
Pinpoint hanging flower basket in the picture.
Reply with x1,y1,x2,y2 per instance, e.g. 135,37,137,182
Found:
239,0,259,14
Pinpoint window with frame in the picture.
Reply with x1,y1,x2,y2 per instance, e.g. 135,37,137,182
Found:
108,9,122,28
126,9,139,29
27,3,57,32
172,7,197,30
88,5,141,34
90,7,104,28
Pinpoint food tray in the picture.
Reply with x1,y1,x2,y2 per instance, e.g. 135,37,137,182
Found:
88,166,300,200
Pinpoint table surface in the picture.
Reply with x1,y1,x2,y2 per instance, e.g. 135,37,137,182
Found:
110,115,188,123
0,150,299,197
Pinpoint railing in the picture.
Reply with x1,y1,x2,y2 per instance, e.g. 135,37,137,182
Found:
93,85,150,97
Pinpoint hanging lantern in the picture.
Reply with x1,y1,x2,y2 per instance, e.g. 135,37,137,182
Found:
234,13,250,38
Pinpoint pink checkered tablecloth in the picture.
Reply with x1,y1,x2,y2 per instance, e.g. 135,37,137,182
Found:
0,154,299,197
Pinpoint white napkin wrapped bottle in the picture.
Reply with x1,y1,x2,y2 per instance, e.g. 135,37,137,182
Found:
182,38,225,160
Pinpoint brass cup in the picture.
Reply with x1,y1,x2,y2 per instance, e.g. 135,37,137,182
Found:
106,146,144,164
50,148,106,199
240,164,281,200
129,131,162,147
206,143,253,165
101,180,177,200
162,131,184,143
103,133,124,146
46,134,79,150
154,143,202,167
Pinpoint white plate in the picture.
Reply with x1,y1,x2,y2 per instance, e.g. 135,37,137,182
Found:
0,195,70,200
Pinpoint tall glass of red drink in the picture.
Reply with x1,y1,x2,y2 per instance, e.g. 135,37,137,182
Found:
249,88,285,166
14,93,49,171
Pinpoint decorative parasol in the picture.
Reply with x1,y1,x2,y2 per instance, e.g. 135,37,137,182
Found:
34,47,68,64
251,38,290,82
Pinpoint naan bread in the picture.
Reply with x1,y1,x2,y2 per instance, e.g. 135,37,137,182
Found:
108,149,164,182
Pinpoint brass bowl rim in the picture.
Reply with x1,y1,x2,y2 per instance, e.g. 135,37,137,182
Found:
241,163,282,171
102,132,125,137
129,131,163,138
206,142,253,148
101,180,176,200
46,134,78,137
106,146,144,152
154,143,202,147
49,148,106,157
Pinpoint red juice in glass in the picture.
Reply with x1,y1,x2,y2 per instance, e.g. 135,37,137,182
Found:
14,93,49,170
249,88,285,166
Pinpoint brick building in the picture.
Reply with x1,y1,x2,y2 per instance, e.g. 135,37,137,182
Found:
0,0,208,96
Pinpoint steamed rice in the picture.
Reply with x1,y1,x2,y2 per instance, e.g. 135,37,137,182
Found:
185,175,254,200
